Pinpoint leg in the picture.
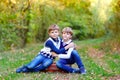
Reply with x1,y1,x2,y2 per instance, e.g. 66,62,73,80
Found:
16,54,44,73
32,58,53,72
72,50,86,74
26,54,44,69
71,50,84,68
56,59,75,73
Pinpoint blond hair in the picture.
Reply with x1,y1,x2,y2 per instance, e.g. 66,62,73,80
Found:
62,27,73,35
48,24,59,33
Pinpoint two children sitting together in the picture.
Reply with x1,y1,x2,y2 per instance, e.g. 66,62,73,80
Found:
16,24,86,74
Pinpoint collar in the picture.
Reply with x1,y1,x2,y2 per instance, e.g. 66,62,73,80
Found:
50,37,59,43
63,39,72,44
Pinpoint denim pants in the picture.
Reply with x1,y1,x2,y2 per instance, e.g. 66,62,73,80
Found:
56,50,84,73
26,54,53,72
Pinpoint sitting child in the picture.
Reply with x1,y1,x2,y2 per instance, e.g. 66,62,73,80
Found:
16,24,74,73
55,27,86,74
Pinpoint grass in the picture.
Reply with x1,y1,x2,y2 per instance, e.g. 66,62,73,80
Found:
0,37,120,80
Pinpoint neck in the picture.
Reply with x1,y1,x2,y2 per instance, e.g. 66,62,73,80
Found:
63,39,70,42
51,37,58,40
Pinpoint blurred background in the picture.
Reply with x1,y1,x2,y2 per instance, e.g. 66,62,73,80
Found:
0,0,120,51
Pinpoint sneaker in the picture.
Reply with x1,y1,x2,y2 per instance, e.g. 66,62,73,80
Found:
72,68,80,73
16,66,26,73
80,67,86,74
22,67,30,73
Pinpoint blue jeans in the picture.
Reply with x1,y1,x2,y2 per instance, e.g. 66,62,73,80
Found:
56,50,84,73
25,54,53,72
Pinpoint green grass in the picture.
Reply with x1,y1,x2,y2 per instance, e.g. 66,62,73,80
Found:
0,37,120,80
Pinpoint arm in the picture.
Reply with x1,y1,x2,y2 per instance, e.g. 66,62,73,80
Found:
46,40,75,54
64,42,74,50
58,48,74,59
45,40,65,54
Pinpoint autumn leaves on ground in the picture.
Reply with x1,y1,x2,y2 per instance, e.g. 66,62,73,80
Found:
0,37,120,80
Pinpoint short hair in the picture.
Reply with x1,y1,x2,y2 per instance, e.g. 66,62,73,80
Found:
48,24,59,33
62,27,73,35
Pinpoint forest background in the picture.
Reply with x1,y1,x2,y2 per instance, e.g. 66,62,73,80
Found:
0,0,120,51
0,0,120,80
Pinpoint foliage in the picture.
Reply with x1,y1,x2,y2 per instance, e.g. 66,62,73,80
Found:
106,0,120,37
0,0,119,51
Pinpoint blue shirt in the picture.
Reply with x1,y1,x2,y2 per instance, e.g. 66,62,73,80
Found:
39,37,66,59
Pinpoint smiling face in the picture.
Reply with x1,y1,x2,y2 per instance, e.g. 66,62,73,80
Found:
48,24,60,39
62,32,72,42
49,30,59,39
62,27,73,42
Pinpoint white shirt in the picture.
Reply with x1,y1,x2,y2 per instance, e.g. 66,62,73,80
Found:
58,39,74,59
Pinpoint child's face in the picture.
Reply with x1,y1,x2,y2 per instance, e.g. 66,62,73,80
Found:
49,30,59,39
62,32,72,41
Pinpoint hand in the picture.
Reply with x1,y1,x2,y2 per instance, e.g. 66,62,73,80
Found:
65,42,75,50
69,42,75,48
51,52,58,57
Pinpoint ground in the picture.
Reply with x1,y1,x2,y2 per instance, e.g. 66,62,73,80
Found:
0,37,120,80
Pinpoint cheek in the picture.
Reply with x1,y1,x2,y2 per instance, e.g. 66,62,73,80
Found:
57,33,59,35
62,34,65,37
49,33,53,36
69,35,72,38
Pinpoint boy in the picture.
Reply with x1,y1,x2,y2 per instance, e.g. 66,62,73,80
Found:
55,27,86,74
16,24,74,73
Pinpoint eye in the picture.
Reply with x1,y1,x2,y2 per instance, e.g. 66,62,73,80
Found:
62,32,65,34
67,33,70,35
51,31,54,33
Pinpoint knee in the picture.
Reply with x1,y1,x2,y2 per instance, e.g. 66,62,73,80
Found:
72,50,77,54
72,50,79,56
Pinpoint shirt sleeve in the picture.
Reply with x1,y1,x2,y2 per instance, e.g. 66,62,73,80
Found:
58,48,74,59
45,40,66,54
